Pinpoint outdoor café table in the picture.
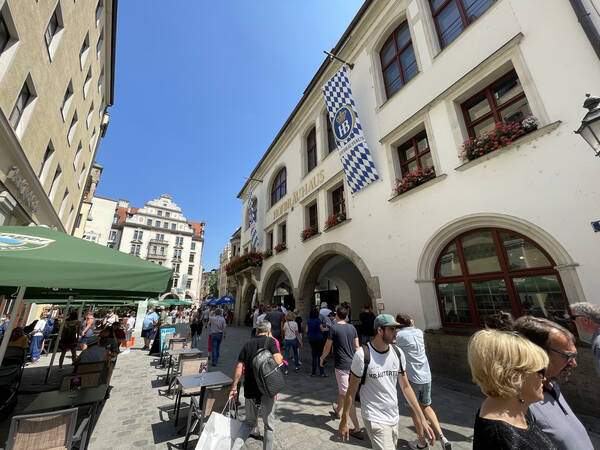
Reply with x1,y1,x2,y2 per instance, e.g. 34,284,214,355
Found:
173,371,232,426
166,348,203,380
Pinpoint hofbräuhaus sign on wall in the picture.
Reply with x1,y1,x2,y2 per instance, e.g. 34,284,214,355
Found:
323,66,379,194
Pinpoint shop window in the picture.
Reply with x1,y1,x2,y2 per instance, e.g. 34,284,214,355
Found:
271,168,286,206
397,131,435,177
379,20,418,98
435,228,569,327
461,70,530,138
429,0,494,48
306,127,317,172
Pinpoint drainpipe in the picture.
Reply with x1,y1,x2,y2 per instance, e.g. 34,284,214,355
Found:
569,0,600,59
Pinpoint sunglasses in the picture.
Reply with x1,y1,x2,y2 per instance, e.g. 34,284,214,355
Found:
536,368,546,379
549,347,578,364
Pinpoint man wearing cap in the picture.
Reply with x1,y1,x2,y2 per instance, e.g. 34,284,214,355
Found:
339,314,435,450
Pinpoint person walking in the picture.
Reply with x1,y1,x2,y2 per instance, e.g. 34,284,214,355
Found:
58,312,79,369
395,313,451,450
359,304,376,345
28,312,48,363
319,302,332,341
265,305,284,344
102,310,118,328
141,307,159,350
122,312,136,355
208,308,227,365
468,329,556,449
170,308,178,325
320,305,363,440
251,305,262,337
190,308,203,348
306,307,325,377
339,314,435,450
569,302,600,376
80,311,95,351
283,311,302,374
230,320,283,450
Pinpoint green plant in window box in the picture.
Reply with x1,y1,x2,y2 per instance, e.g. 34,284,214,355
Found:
225,251,263,276
263,249,273,259
324,212,346,230
301,225,318,241
274,243,286,253
394,166,436,196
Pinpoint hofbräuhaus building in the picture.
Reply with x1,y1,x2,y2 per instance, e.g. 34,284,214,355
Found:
233,0,600,415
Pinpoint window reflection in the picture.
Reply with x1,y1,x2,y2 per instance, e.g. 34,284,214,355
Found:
438,282,471,323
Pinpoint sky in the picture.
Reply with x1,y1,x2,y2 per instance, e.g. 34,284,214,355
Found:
95,1,364,271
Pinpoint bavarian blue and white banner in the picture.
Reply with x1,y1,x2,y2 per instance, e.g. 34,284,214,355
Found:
247,185,260,248
323,66,379,194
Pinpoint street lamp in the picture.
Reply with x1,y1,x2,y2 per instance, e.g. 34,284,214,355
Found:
575,94,600,157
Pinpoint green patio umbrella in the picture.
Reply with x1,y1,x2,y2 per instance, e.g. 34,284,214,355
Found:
163,299,192,306
0,226,173,367
148,299,171,307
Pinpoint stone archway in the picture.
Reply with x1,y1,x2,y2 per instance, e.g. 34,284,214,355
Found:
160,292,181,301
237,283,257,326
297,243,380,319
416,213,586,329
261,263,295,310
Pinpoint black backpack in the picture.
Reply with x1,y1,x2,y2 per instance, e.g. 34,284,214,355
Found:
355,344,405,402
252,338,285,398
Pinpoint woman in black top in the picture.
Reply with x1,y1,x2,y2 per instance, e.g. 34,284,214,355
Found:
468,329,556,450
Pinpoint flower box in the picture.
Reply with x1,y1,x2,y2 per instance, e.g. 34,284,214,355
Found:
263,250,273,259
324,212,346,230
300,225,318,241
274,243,286,253
393,166,436,196
225,252,263,276
460,115,539,162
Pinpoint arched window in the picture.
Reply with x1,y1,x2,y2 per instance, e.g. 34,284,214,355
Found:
379,20,418,99
271,168,286,206
435,228,569,327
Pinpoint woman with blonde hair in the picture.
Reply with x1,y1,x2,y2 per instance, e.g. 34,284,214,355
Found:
468,329,556,449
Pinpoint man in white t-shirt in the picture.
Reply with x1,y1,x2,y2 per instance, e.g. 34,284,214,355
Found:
319,302,332,338
339,314,435,450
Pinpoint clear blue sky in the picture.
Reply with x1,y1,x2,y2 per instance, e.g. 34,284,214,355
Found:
95,1,364,271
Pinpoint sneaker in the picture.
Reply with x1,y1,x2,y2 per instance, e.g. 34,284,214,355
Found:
295,366,300,372
284,370,289,375
440,436,451,450
349,429,364,440
408,439,428,450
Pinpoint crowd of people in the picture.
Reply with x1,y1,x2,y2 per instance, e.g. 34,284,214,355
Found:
222,300,599,450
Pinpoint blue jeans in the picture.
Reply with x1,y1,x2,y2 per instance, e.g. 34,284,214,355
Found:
284,338,299,369
309,338,325,375
211,332,223,364
30,335,44,360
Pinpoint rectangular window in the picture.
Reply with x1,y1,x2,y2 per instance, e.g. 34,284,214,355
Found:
130,244,140,255
78,163,86,187
67,112,78,146
173,278,178,288
267,231,273,251
309,203,318,229
429,0,494,48
147,218,152,226
44,8,60,51
380,21,418,98
89,128,96,151
326,113,336,153
61,81,73,120
397,131,435,177
186,280,191,289
95,0,104,25
306,127,317,172
83,67,92,98
38,142,55,184
191,242,196,250
109,230,116,240
48,164,62,201
280,222,286,245
96,27,104,57
163,222,168,229
461,70,530,138
9,81,31,129
188,265,193,276
332,186,345,215
171,223,176,230
0,15,9,54
155,220,161,228
189,253,195,262
165,211,170,218
59,188,69,218
157,210,162,216
113,215,118,224
79,32,89,68
73,142,82,169
159,246,164,255
86,102,94,128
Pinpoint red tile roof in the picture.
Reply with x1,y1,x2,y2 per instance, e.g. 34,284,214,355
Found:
188,221,204,237
114,206,139,226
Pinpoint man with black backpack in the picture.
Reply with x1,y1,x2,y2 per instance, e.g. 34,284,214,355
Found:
339,314,435,450
230,320,283,450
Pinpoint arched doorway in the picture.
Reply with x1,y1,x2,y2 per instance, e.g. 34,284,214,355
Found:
262,264,295,311
434,227,571,328
298,244,379,322
238,283,257,326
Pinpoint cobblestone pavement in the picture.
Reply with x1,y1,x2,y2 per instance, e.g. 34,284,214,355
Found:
84,323,600,450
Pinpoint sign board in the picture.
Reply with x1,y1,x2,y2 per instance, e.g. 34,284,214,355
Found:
377,302,385,311
160,327,176,352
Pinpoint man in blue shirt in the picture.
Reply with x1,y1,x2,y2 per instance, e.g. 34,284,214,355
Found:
141,307,159,350
570,302,600,376
0,314,9,342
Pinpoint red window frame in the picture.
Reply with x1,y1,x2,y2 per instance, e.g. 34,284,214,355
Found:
326,113,336,153
397,131,435,177
429,0,494,49
308,203,318,229
434,227,571,329
271,168,287,206
332,186,345,215
379,21,416,99
307,127,317,172
461,70,527,138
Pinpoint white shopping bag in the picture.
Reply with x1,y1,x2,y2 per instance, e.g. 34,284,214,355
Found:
196,399,242,450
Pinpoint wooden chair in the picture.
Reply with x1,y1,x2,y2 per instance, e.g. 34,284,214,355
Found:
5,408,89,450
59,372,102,392
182,386,231,449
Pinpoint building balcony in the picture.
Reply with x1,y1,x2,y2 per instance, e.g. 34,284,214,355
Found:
149,238,168,245
148,253,166,260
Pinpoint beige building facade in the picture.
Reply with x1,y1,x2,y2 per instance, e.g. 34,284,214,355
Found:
0,0,116,232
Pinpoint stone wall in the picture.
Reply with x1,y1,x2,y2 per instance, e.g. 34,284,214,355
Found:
425,331,600,417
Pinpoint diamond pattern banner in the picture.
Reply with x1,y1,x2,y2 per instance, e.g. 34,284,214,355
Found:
323,66,379,194
247,185,260,248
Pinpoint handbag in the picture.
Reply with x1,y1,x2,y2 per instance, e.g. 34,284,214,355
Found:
195,398,241,450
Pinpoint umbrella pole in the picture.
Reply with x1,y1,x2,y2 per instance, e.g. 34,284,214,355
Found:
0,286,26,364
45,296,72,383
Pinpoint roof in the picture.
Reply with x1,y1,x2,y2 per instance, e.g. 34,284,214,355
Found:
114,205,138,226
188,221,204,238
237,0,373,199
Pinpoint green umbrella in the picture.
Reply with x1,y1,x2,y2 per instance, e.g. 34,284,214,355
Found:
0,226,173,367
148,299,171,307
163,299,192,306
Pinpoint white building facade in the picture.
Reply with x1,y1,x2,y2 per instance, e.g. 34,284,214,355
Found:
84,193,205,301
80,195,116,246
234,0,600,415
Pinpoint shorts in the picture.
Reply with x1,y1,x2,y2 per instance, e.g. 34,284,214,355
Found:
80,334,92,345
403,381,432,406
363,418,399,450
335,369,350,396
141,328,156,340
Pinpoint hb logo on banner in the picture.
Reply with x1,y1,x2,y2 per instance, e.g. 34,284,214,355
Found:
323,66,379,195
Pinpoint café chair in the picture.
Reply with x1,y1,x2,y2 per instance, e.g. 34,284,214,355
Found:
59,372,103,392
182,386,231,449
168,356,207,395
5,407,89,450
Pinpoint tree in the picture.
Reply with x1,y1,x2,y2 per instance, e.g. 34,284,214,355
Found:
208,272,219,298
